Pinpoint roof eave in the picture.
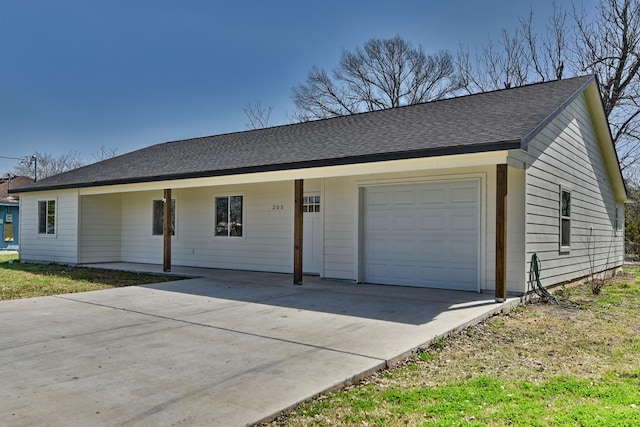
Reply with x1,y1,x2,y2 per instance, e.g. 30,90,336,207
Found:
583,77,628,203
10,141,521,194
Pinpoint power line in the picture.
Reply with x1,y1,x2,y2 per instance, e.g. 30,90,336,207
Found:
0,155,28,161
0,155,37,181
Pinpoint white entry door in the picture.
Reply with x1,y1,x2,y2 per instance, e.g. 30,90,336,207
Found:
303,193,322,274
363,180,480,291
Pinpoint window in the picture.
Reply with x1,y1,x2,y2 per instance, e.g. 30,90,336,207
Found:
615,206,623,236
560,188,571,251
215,195,243,237
303,195,321,213
38,200,56,235
152,199,175,236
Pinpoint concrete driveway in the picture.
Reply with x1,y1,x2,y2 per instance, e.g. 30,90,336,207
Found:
0,268,516,426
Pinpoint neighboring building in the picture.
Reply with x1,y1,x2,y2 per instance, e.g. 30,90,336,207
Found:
0,176,33,250
10,75,627,297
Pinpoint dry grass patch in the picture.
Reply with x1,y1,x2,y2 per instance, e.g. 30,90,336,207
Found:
0,253,182,300
264,268,640,426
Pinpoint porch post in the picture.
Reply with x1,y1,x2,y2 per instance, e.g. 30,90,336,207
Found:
163,188,172,272
293,179,303,285
495,164,508,302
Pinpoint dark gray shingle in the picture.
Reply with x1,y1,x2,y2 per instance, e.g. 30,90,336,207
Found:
16,75,594,192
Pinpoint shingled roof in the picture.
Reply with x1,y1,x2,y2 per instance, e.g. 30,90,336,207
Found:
1,176,34,202
14,75,596,193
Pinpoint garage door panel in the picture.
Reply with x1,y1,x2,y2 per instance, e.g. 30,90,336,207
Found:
420,213,445,230
364,180,480,291
421,188,445,203
450,239,477,258
392,239,416,255
421,265,445,283
450,267,478,289
392,264,418,280
366,262,389,279
450,184,478,203
366,239,388,256
450,213,477,230
393,214,416,230
393,190,416,205
421,240,444,257
367,190,388,206
367,215,388,231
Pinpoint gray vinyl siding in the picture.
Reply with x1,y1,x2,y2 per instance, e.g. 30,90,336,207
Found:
524,93,624,288
506,166,527,294
79,194,123,263
119,182,293,273
323,177,357,281
18,190,80,264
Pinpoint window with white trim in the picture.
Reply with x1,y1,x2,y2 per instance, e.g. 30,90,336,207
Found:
560,188,571,251
215,195,243,237
152,199,175,236
615,205,623,236
38,200,56,235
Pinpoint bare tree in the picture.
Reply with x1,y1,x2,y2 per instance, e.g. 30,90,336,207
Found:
456,28,530,93
573,0,640,169
456,2,571,92
520,3,568,82
292,36,458,121
456,0,640,171
13,151,84,180
92,145,118,162
9,146,118,180
244,100,273,129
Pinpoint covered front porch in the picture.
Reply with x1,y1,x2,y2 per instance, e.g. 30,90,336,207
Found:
19,151,527,298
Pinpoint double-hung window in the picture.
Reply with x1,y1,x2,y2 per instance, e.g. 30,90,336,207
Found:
38,200,56,235
560,187,571,251
215,195,243,237
615,206,623,236
152,199,175,236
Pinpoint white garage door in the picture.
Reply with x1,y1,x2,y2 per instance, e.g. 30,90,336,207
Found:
363,180,480,291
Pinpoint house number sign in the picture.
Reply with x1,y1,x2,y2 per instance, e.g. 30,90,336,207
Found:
272,204,284,210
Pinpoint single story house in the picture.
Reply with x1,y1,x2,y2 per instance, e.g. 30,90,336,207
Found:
11,75,626,299
0,176,33,251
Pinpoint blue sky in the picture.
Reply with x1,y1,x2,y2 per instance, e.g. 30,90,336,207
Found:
0,0,598,173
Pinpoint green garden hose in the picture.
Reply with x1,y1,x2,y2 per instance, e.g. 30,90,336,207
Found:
529,253,578,308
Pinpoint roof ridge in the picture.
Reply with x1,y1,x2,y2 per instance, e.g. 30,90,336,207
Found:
155,75,596,147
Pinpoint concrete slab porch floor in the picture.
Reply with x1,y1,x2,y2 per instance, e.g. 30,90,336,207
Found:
0,263,520,426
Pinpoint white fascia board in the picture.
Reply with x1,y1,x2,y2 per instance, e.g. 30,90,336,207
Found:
78,151,510,196
583,82,628,203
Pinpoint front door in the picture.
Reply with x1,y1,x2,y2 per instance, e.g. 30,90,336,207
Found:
303,192,322,274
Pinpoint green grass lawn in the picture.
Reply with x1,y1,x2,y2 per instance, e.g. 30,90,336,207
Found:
0,253,180,300
264,267,640,426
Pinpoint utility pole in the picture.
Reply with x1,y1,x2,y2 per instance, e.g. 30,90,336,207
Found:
32,155,37,182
